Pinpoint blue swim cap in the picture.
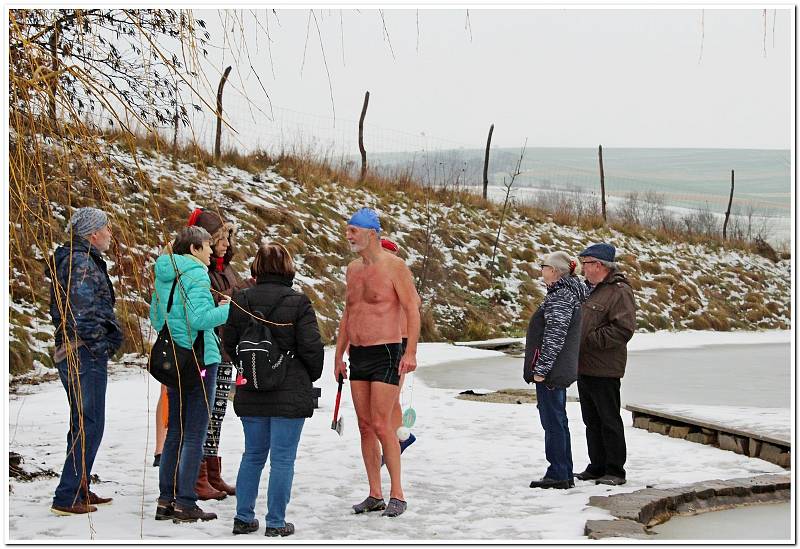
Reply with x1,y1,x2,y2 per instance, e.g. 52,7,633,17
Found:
348,207,381,233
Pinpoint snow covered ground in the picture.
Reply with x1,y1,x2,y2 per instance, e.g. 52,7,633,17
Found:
633,404,790,444
6,335,790,542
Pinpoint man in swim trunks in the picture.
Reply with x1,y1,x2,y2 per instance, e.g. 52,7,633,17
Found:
380,238,420,455
334,208,421,519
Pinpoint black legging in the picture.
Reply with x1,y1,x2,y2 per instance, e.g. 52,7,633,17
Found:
203,362,233,457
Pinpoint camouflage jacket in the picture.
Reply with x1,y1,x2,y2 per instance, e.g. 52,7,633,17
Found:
49,237,122,359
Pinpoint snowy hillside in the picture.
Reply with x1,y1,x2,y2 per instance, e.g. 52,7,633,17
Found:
8,138,792,377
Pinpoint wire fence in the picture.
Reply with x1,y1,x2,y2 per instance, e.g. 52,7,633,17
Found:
143,91,791,244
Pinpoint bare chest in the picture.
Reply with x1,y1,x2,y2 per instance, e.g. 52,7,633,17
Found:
347,264,397,305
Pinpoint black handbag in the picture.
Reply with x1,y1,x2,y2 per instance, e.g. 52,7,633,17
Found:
148,277,205,390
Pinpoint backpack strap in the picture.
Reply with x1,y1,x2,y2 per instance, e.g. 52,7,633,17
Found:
240,288,294,357
241,288,291,322
164,272,204,343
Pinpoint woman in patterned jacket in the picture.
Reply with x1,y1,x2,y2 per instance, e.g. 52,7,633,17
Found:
523,251,589,490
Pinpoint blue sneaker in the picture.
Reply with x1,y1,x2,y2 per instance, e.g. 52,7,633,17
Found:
381,433,416,466
400,433,416,453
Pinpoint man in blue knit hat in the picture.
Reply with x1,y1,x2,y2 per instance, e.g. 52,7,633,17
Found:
573,242,637,486
334,207,421,518
48,207,121,515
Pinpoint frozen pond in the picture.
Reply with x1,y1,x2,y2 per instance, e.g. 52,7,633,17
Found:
650,502,791,540
416,343,790,408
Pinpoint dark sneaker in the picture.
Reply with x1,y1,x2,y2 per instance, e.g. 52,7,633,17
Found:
87,491,113,505
155,501,175,521
172,504,217,523
153,454,161,467
51,503,98,516
529,478,574,489
595,475,627,486
233,518,259,535
400,433,417,453
574,469,604,481
265,522,295,537
381,498,407,518
381,433,418,466
352,496,386,514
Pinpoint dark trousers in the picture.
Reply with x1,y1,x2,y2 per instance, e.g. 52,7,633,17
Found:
53,346,108,507
159,363,217,507
577,374,626,479
203,362,233,457
535,383,573,481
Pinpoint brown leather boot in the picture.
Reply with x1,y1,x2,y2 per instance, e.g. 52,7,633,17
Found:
206,456,236,496
195,460,226,501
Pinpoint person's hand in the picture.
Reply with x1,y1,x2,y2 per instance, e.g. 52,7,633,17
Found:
399,352,417,375
219,295,231,306
533,374,545,383
334,357,348,381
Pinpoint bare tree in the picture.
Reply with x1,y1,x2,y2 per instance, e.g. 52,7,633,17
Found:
490,139,526,283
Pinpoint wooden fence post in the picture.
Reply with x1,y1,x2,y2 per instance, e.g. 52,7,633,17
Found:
723,169,735,239
482,123,494,199
214,66,232,161
359,91,370,182
599,144,607,223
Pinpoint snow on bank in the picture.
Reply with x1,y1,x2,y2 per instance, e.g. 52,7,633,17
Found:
633,404,790,445
7,343,786,542
455,329,791,353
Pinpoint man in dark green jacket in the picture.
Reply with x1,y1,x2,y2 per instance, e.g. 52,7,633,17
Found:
574,243,637,486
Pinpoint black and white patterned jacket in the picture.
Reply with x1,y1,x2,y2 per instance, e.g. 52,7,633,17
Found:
523,275,589,387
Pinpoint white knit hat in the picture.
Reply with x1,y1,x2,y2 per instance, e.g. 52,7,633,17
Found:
542,251,577,275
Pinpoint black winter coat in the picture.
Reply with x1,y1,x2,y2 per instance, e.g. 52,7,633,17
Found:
223,274,324,418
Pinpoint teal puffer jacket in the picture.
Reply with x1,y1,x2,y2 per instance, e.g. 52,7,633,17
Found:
149,254,230,365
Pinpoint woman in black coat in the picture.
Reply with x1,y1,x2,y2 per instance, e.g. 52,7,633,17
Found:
223,242,324,537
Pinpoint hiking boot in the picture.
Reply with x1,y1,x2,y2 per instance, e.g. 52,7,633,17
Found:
595,475,627,486
265,522,295,537
352,496,386,514
574,469,604,481
233,518,259,535
172,504,217,523
195,460,226,501
87,491,113,505
529,478,574,489
381,498,407,518
51,503,97,516
206,456,236,496
153,454,161,467
155,500,175,521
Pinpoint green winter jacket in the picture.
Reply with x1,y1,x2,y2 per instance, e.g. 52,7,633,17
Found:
149,254,230,365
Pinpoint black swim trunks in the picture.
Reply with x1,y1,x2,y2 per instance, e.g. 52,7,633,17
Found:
349,343,402,386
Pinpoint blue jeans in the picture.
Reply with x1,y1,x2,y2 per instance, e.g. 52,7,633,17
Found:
235,416,305,528
536,382,573,481
159,363,218,508
53,346,108,507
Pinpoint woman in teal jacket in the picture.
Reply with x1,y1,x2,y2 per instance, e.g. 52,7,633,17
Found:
149,226,230,524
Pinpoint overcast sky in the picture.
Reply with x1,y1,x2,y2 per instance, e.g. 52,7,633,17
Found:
187,8,792,152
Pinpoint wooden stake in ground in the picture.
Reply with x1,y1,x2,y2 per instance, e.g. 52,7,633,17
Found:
723,169,735,240
214,66,232,161
599,144,607,223
482,123,494,200
359,91,370,182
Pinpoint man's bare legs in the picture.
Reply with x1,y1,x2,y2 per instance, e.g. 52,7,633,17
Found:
391,373,406,433
351,380,404,501
351,381,382,498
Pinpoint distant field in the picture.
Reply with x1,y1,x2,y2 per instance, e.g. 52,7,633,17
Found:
368,147,791,216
